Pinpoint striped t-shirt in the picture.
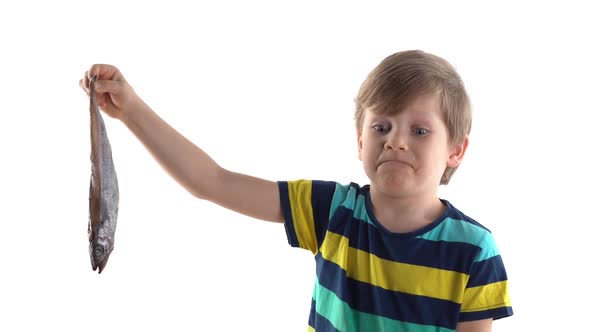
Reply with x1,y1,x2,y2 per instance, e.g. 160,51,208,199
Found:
278,180,512,332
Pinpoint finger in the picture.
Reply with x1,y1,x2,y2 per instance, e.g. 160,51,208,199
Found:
80,74,91,95
94,79,125,95
79,79,88,94
80,71,89,90
96,93,107,109
88,64,126,82
84,70,90,84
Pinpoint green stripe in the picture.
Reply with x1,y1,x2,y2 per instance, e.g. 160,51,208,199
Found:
417,218,499,262
329,184,375,226
329,183,353,220
312,279,453,332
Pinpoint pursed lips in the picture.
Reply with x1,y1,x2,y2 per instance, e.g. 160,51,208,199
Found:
379,159,414,169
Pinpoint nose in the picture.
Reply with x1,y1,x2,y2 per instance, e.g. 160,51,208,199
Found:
384,132,408,151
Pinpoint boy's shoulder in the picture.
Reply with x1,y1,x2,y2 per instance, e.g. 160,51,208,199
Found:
430,201,500,260
444,201,492,233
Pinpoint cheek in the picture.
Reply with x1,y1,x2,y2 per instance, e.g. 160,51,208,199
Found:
417,143,448,166
361,141,379,158
432,149,452,170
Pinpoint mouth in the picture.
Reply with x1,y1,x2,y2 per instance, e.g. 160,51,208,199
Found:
379,159,413,169
98,255,110,274
91,255,110,274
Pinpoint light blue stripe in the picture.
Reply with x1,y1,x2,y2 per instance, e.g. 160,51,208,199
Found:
417,217,499,262
329,183,350,220
329,183,375,226
352,195,374,226
312,278,452,332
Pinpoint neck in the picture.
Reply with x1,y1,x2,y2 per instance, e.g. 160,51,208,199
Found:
369,186,445,233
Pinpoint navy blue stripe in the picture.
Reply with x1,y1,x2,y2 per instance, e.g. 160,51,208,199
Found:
309,300,340,331
467,255,508,287
311,180,336,252
328,207,479,274
278,181,299,248
315,252,460,330
308,299,316,328
459,306,513,321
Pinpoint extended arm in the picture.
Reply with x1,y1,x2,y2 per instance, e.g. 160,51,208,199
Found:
81,65,283,223
456,319,492,332
122,103,283,222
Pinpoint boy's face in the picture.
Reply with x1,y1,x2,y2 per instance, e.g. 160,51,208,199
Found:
357,94,468,198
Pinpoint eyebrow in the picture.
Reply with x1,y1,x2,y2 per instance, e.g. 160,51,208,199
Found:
409,114,437,124
403,108,439,117
368,110,437,122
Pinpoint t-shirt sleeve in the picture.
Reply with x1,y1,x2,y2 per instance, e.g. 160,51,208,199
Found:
278,180,336,255
459,232,513,321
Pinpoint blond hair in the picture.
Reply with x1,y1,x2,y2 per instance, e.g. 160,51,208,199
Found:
354,50,472,185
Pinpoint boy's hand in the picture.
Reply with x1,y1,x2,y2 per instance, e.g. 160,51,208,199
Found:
79,64,144,121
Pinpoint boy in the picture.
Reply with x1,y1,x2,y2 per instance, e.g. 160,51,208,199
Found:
80,50,512,331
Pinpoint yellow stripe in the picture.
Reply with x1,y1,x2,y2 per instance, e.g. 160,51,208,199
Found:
461,280,511,312
321,231,468,303
307,326,315,332
288,180,318,254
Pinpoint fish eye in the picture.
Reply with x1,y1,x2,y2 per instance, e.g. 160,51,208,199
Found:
94,245,104,256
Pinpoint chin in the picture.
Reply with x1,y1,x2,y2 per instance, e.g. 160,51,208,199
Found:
373,178,415,197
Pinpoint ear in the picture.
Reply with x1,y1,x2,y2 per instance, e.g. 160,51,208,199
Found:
357,129,363,161
447,135,469,168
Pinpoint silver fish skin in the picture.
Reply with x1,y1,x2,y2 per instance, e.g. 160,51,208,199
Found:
88,75,119,274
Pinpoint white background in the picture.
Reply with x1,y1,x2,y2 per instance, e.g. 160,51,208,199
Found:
1,1,588,331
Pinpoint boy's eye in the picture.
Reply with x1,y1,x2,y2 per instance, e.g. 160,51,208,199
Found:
371,124,389,133
414,128,429,135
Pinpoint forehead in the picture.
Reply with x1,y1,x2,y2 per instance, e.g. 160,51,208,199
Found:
366,93,443,121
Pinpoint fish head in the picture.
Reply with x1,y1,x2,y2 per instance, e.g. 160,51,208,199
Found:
89,235,114,274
